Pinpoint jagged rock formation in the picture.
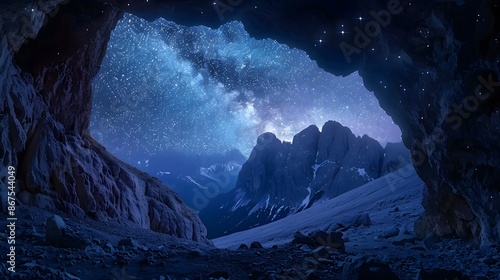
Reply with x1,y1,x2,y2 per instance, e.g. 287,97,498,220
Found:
1,0,499,243
382,142,411,175
200,121,409,238
137,149,245,210
0,0,210,244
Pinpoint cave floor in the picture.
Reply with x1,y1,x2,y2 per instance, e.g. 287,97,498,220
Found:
1,205,499,280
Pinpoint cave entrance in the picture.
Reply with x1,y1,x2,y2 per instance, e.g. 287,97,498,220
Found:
90,13,400,160
89,13,401,212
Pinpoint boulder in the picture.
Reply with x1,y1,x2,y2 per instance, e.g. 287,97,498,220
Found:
342,256,399,280
381,226,400,239
416,268,470,280
250,241,263,249
423,232,441,249
45,215,66,244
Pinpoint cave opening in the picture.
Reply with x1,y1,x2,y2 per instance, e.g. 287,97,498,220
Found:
4,1,500,278
89,13,402,214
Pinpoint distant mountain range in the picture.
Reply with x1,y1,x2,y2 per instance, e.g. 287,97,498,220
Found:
135,149,247,210
199,121,410,238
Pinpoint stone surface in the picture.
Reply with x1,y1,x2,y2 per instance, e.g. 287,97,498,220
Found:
3,202,498,280
381,226,400,239
2,0,500,244
416,268,471,280
45,215,66,244
342,256,399,280
250,241,263,249
202,122,407,238
0,0,210,245
423,232,441,249
382,142,411,175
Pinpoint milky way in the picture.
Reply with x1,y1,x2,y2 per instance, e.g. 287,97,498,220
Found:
90,14,402,162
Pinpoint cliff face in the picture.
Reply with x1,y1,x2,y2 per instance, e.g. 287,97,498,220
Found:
2,0,499,243
199,121,408,238
0,0,210,244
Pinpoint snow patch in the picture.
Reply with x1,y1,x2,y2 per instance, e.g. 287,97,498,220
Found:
357,168,367,177
186,176,207,189
300,187,312,208
231,189,249,211
213,166,422,249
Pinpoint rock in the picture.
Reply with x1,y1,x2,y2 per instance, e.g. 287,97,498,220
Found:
317,258,335,264
381,142,410,175
85,244,105,254
59,233,91,249
328,135,384,196
250,241,263,249
342,256,399,280
45,215,66,244
103,242,115,252
310,246,329,260
188,249,206,257
4,0,500,247
0,2,211,245
24,214,34,220
381,226,400,238
238,243,249,250
117,238,139,248
392,237,417,246
411,246,426,251
201,121,400,238
416,268,471,280
292,231,317,246
314,231,329,244
206,271,230,279
344,213,372,228
325,231,345,251
249,269,266,279
423,232,441,249
481,256,497,266
300,245,310,251
305,269,320,280
414,214,434,240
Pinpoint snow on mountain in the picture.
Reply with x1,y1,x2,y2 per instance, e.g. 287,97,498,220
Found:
200,121,410,239
213,164,422,249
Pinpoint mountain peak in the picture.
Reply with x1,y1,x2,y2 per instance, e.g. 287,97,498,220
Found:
201,120,409,238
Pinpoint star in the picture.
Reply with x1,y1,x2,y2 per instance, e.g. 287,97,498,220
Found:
90,14,402,164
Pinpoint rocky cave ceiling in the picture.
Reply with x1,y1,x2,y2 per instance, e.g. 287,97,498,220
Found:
1,0,499,243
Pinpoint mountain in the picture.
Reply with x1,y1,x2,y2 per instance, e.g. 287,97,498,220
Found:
213,165,422,249
135,149,246,211
200,121,410,238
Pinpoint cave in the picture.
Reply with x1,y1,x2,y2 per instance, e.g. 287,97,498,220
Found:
1,0,500,278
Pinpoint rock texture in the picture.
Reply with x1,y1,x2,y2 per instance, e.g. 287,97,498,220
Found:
200,121,409,238
106,0,500,244
0,0,209,244
136,149,245,211
2,0,500,244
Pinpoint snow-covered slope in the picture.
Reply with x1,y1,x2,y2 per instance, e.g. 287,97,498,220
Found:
202,122,410,239
213,165,423,249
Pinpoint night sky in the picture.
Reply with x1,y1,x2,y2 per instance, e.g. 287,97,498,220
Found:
90,14,401,162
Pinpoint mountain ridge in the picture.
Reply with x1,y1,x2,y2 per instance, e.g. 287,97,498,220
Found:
200,120,410,238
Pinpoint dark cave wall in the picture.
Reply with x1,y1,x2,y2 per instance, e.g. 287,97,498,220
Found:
0,0,210,244
1,0,499,243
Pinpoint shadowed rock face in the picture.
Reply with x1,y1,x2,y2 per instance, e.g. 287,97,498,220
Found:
0,0,210,244
1,0,499,243
199,122,406,238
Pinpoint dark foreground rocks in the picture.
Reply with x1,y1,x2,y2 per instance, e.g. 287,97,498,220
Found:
1,206,498,280
342,256,399,280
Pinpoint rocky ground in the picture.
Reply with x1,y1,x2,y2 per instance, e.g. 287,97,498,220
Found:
1,204,499,280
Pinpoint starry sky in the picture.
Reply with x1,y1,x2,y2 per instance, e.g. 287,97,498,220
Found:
90,13,402,162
